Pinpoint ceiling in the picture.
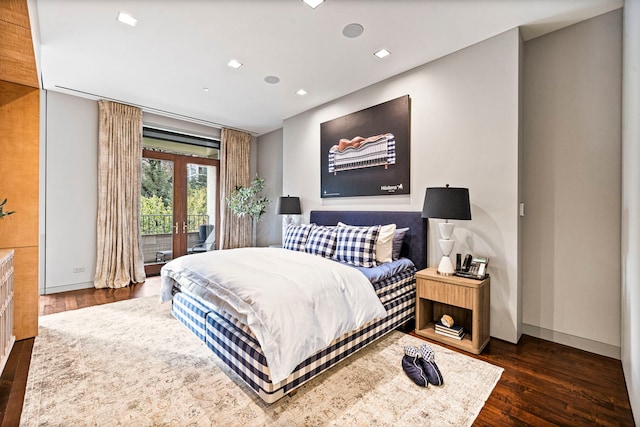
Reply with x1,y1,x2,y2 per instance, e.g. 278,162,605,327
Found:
30,0,621,136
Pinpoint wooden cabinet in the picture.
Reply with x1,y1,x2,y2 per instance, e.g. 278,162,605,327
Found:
0,0,40,340
415,267,490,354
0,83,39,341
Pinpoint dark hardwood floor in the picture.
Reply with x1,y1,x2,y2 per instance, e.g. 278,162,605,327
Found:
0,277,635,426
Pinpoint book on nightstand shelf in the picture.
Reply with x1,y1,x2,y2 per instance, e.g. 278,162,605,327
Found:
435,329,465,340
435,320,465,340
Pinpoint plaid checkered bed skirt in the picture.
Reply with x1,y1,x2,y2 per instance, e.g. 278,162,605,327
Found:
171,266,416,403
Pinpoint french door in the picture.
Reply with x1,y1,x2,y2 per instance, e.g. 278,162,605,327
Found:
141,149,220,275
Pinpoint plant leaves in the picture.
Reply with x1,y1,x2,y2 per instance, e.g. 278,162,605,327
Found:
226,177,270,221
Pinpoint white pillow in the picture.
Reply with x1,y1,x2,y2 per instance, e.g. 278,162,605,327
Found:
337,222,396,264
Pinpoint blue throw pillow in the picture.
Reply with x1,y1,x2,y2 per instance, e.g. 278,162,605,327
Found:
392,227,410,260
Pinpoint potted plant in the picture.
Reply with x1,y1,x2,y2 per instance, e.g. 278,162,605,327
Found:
226,177,269,246
0,198,14,220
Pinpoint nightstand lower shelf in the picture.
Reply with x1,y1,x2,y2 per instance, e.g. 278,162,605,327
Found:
416,323,489,355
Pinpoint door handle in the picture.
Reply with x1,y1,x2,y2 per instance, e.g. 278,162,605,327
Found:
174,222,179,235
183,222,188,234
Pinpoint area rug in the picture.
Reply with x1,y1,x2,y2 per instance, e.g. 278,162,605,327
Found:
20,296,503,426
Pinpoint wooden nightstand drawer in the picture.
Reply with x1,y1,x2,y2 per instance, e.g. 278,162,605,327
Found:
414,267,490,355
417,278,474,309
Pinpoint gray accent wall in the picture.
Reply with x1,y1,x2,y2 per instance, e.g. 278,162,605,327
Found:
522,10,623,358
256,128,284,247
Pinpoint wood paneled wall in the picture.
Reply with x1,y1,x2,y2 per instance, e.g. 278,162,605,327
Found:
0,0,40,340
0,0,38,88
0,82,39,340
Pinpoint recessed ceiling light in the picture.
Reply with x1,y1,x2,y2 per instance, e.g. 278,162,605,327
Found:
296,89,308,96
302,0,324,8
203,88,209,92
228,59,243,69
342,23,364,38
374,48,391,59
264,76,280,84
116,12,137,27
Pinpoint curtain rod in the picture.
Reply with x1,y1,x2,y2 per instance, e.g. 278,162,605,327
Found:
53,85,258,136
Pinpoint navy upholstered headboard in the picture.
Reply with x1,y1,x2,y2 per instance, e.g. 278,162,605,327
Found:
309,210,427,271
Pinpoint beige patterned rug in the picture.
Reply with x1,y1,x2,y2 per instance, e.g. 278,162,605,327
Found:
21,296,503,426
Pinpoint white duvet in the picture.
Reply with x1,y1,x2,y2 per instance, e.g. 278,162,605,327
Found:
160,247,387,384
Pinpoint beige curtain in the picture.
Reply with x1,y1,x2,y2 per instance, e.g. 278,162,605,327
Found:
220,128,251,249
94,100,146,288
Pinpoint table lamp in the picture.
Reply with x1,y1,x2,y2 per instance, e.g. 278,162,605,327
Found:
421,185,471,275
276,195,301,227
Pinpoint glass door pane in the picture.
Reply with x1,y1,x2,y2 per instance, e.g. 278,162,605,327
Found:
186,163,217,254
141,158,174,265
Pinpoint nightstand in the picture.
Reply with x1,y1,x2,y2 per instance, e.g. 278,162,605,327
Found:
415,267,490,354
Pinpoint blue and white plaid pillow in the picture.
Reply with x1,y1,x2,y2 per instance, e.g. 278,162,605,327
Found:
305,226,337,258
333,225,380,267
283,223,313,252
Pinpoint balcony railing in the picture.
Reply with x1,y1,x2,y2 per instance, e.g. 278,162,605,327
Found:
140,214,210,235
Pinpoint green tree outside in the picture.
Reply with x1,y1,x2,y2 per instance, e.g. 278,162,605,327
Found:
141,158,173,206
140,159,210,234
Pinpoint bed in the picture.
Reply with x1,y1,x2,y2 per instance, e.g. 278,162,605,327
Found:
160,210,427,403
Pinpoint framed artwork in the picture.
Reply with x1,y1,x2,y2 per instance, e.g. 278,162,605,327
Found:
320,95,410,198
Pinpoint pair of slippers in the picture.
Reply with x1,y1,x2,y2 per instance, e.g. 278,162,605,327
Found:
402,344,444,387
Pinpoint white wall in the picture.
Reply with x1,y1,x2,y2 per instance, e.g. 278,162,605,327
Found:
622,0,640,420
256,128,283,246
517,34,525,340
522,10,622,358
44,91,98,293
280,29,522,343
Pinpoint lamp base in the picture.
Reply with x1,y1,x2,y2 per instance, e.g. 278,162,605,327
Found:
281,215,299,244
437,255,455,276
437,234,455,275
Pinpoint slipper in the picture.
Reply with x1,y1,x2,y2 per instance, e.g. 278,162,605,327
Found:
419,344,444,386
402,346,428,387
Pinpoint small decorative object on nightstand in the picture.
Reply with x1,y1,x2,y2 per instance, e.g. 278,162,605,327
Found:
415,267,490,354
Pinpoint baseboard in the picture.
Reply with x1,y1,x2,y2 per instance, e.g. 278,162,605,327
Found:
41,281,94,295
522,323,621,360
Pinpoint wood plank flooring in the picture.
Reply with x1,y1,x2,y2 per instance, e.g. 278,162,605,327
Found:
0,277,635,426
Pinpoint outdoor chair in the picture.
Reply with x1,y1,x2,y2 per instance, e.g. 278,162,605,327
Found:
189,224,215,253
